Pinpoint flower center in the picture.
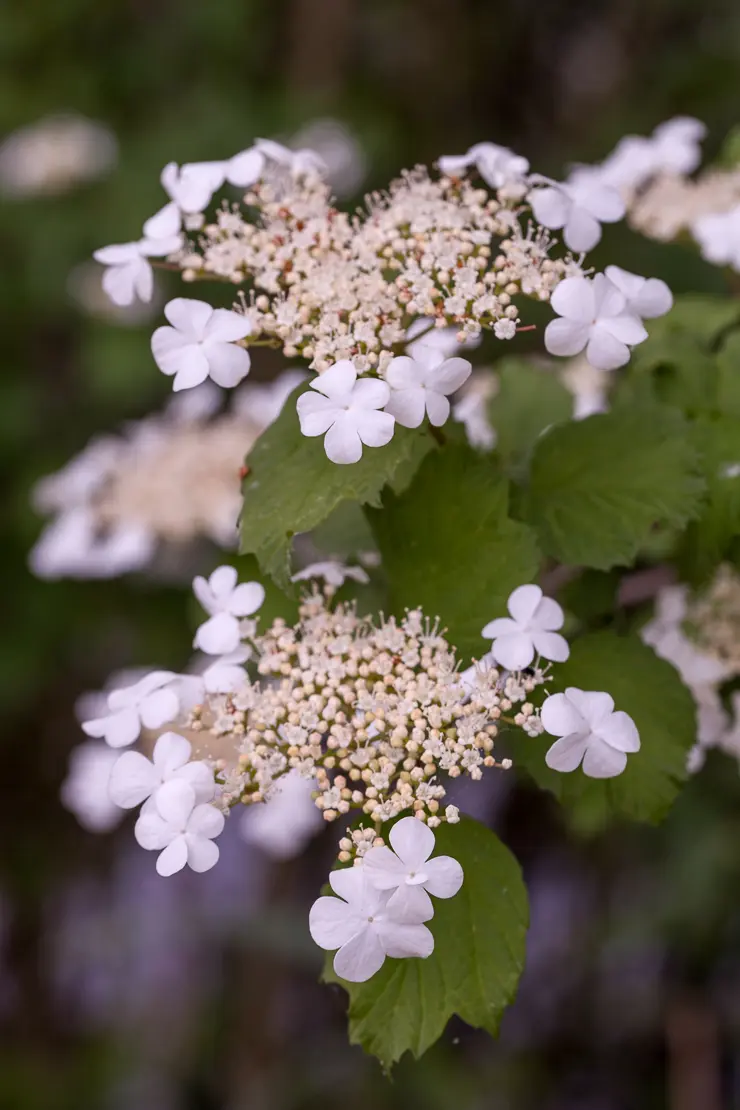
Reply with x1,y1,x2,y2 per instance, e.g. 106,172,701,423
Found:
367,915,375,923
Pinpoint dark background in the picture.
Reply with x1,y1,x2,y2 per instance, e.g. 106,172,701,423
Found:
4,1,740,1107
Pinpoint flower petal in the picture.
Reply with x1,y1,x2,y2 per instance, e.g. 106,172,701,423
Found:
581,737,628,778
585,327,631,371
362,845,408,890
596,710,640,753
545,732,590,772
156,836,189,876
532,595,565,631
139,687,179,730
309,896,363,950
352,378,391,410
544,318,590,358
297,392,340,437
386,883,434,923
491,632,535,671
431,357,472,394
422,854,464,899
541,692,586,738
143,201,181,240
632,278,673,318
194,612,241,655
379,921,434,960
424,391,451,427
94,242,140,265
226,148,264,186
155,779,196,827
324,414,363,464
152,731,192,774
333,927,386,982
313,361,356,399
386,356,425,390
531,630,570,662
600,314,648,346
205,342,251,388
101,262,136,306
565,688,615,726
108,751,159,808
389,815,435,868
481,617,519,639
550,277,596,323
384,387,426,428
356,410,395,448
229,581,265,617
210,564,239,597
580,183,625,222
186,836,220,872
507,584,543,623
164,297,214,338
529,186,571,230
564,207,602,252
203,308,252,342
100,708,142,748
329,865,365,903
135,812,173,851
186,803,225,839
175,761,215,803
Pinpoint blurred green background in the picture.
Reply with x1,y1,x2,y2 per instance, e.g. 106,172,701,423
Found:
4,1,740,1107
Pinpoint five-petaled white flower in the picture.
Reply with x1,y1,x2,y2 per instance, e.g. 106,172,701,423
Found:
254,138,327,177
309,865,434,983
134,779,225,876
93,231,182,306
151,298,252,391
544,274,648,371
528,173,625,253
363,816,463,920
542,688,640,778
384,353,472,428
108,731,214,811
155,150,264,219
604,265,673,320
291,561,370,588
438,142,530,188
296,361,394,465
482,584,569,671
82,670,180,748
193,565,265,655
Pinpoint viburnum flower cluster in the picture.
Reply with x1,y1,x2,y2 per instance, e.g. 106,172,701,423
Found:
69,564,641,978
91,132,674,465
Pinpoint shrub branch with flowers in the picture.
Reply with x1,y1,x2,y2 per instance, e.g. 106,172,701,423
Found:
40,117,740,1067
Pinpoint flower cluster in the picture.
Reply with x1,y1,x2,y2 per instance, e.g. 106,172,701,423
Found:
30,372,302,579
92,133,672,465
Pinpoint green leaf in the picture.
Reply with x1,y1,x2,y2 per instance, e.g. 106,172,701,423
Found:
678,416,740,583
488,359,572,471
716,331,740,417
366,444,541,662
239,388,433,589
717,124,740,169
323,818,528,1069
644,294,740,347
523,404,706,569
509,631,696,834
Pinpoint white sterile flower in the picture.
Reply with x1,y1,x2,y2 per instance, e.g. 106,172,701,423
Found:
438,142,530,188
151,299,252,391
193,565,265,655
82,671,181,748
296,361,394,465
29,508,154,580
108,731,214,810
482,584,569,671
93,232,182,306
598,117,706,193
691,206,740,271
254,138,327,176
544,274,648,371
363,816,463,920
542,688,640,778
384,352,472,428
528,173,625,252
604,265,673,319
201,646,252,694
240,770,322,859
151,150,265,226
309,865,434,983
60,741,123,833
291,561,370,588
134,780,224,876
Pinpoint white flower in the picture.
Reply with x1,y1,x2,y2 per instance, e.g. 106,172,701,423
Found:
93,231,182,306
60,741,123,833
528,173,625,252
192,565,265,655
254,138,327,176
291,561,370,588
240,770,322,859
81,670,181,748
0,113,117,197
296,362,394,465
149,150,265,229
134,780,224,876
594,117,706,194
151,298,252,391
309,865,434,982
544,274,648,371
108,731,214,810
691,205,740,271
482,584,569,671
363,816,463,920
640,585,730,687
384,353,472,428
201,646,252,693
405,318,480,362
438,142,530,188
232,369,307,427
542,688,640,778
604,265,673,319
29,508,154,580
